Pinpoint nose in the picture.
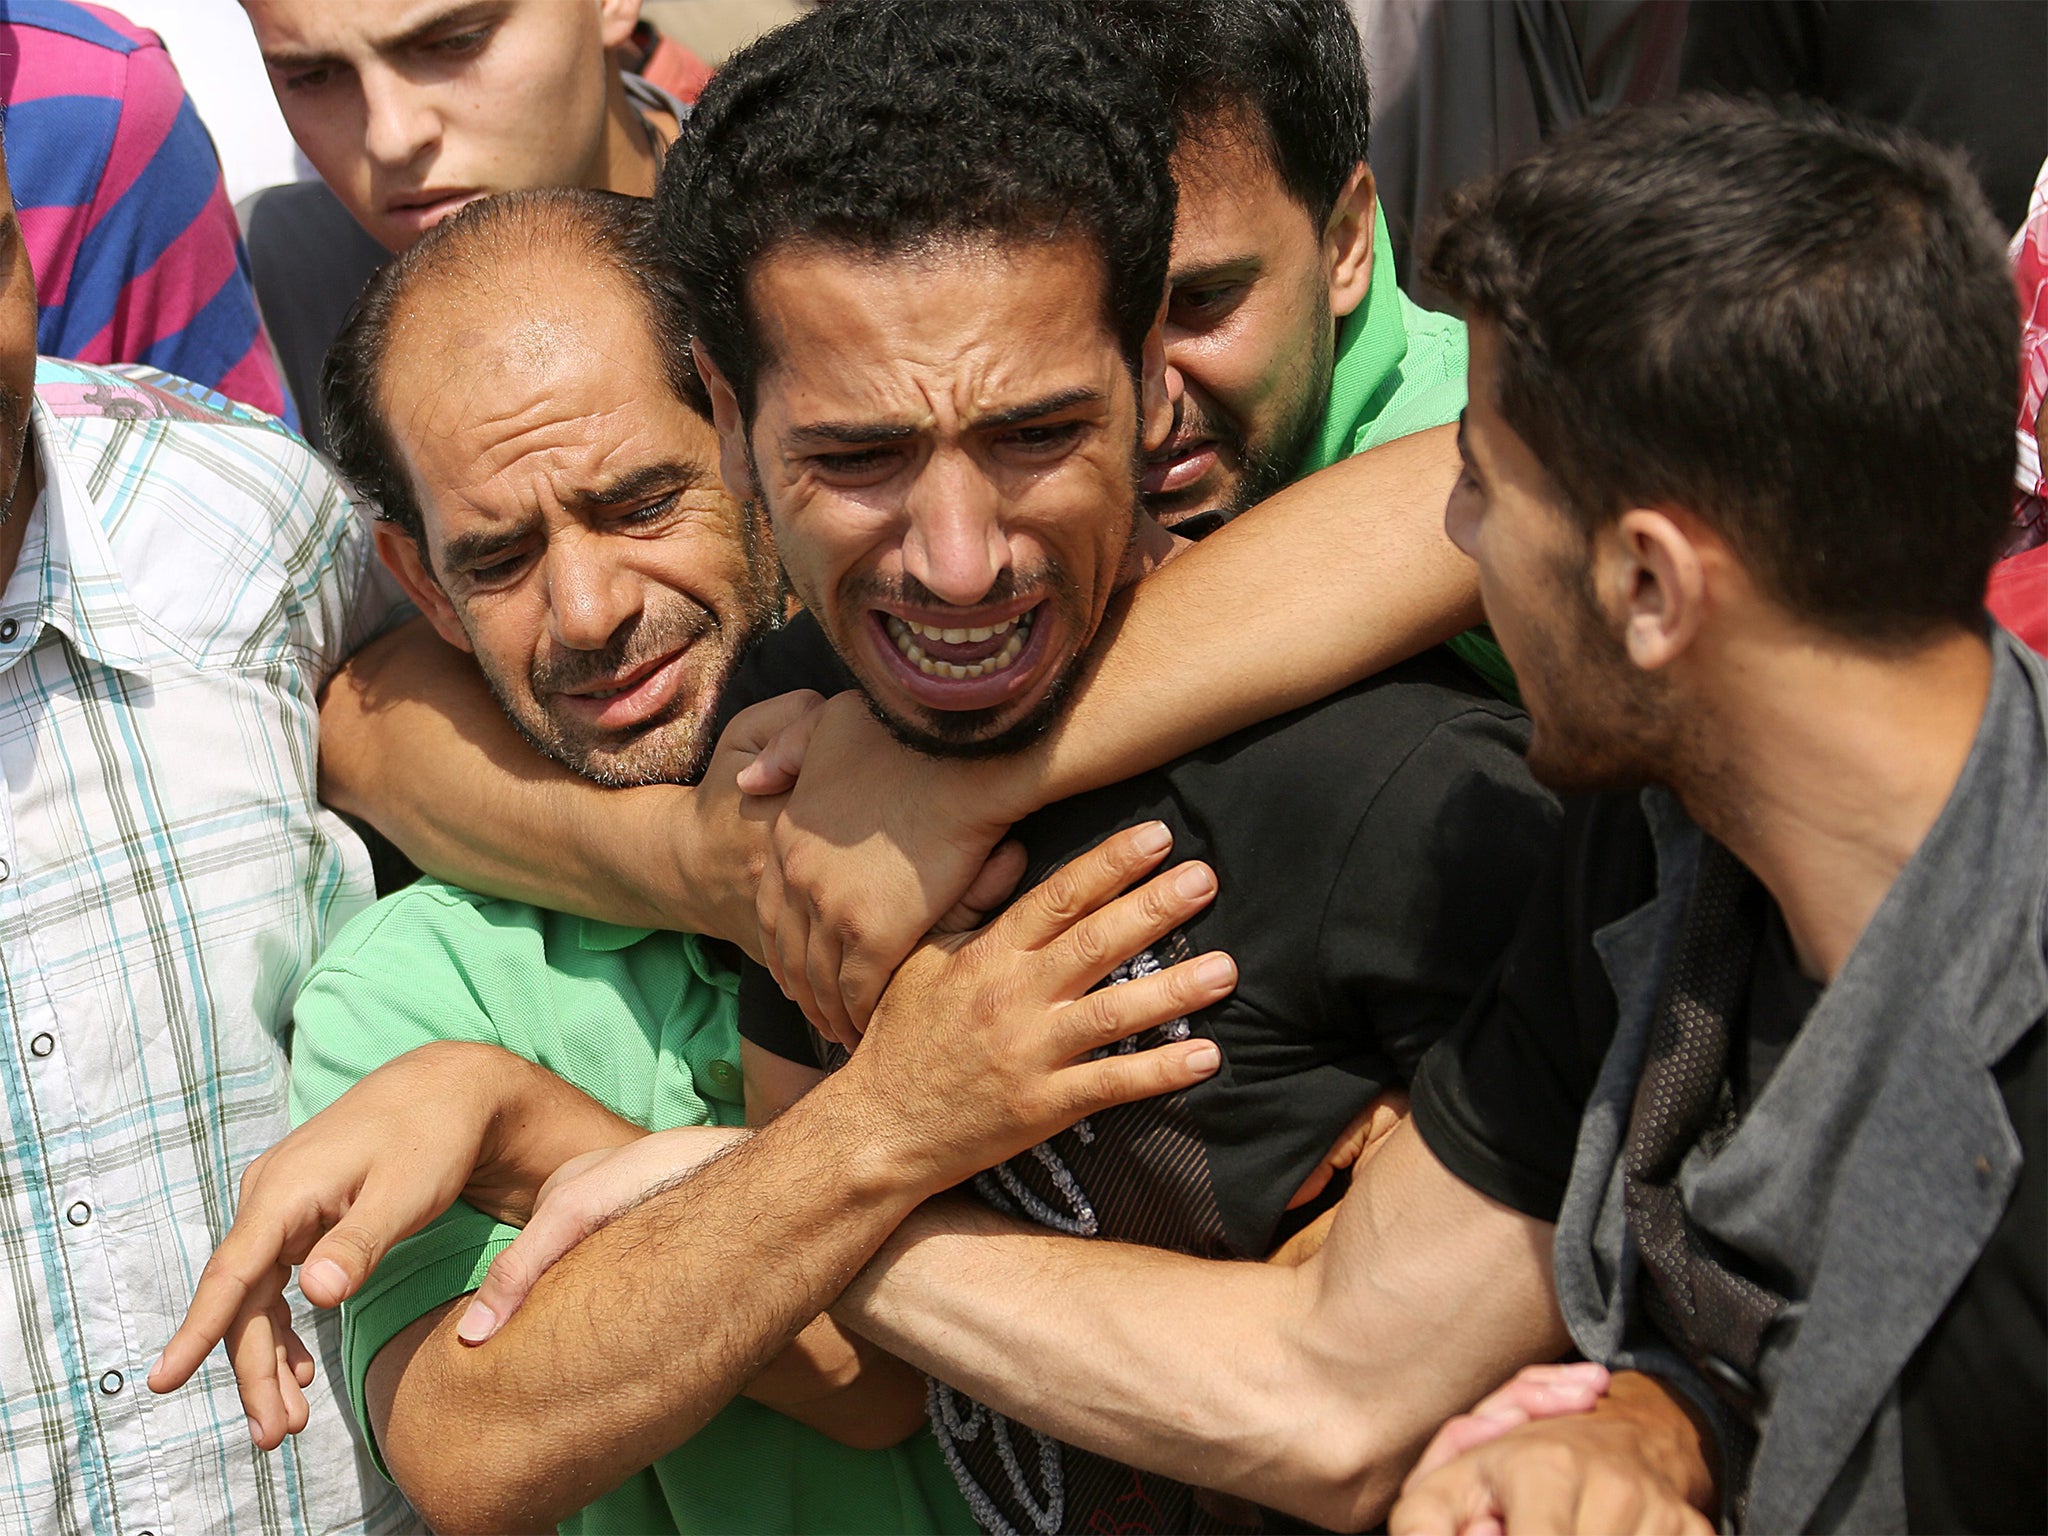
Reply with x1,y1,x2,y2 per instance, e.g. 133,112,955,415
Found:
360,65,440,171
900,449,1011,606
546,530,643,652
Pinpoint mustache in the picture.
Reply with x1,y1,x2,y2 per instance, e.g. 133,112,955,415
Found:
841,564,1064,613
530,604,714,696
1150,388,1240,462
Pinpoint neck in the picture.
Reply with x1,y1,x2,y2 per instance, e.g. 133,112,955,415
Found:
1670,620,1993,982
590,68,671,199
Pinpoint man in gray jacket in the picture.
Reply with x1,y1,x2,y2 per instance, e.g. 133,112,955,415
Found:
1389,97,2045,1533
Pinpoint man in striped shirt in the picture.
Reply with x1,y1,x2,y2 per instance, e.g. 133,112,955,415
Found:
0,120,415,1531
2,0,293,426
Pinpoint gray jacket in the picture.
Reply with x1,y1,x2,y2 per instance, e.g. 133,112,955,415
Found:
1553,630,2044,1533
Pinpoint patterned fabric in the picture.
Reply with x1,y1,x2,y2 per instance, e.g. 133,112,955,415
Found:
0,358,415,1533
0,0,295,426
2013,155,2048,550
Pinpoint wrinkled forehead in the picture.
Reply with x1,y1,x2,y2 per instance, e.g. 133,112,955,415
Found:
742,234,1129,420
382,264,709,510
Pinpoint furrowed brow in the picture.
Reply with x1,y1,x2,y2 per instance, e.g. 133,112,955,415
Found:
441,520,534,572
572,461,706,510
972,387,1106,431
787,421,918,449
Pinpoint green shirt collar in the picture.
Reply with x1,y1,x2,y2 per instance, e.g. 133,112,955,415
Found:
1299,202,1409,478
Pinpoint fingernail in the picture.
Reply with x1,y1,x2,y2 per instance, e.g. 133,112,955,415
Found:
302,1259,349,1299
1132,821,1172,855
247,1416,265,1445
1183,1040,1220,1073
1174,863,1214,898
148,1351,165,1380
1197,954,1234,987
455,1299,498,1344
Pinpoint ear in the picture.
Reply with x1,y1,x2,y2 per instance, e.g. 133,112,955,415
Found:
694,340,761,503
373,520,472,655
1323,163,1377,321
597,0,642,51
1599,508,1710,673
1139,300,1174,455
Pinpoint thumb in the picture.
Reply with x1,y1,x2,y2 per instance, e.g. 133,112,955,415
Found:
296,1178,434,1308
732,690,832,797
456,1195,605,1344
932,840,1029,935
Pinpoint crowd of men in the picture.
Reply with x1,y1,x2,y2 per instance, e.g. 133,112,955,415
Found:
0,0,2042,1533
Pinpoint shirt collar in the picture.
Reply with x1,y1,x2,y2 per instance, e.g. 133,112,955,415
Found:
0,394,155,679
1298,201,1411,477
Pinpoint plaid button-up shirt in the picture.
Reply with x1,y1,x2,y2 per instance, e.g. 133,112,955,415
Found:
0,360,420,1534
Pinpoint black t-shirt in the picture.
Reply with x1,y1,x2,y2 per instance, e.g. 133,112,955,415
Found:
728,612,1561,1259
729,613,1561,1533
1411,793,2048,1535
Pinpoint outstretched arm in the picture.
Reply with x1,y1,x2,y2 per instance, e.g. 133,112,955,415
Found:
356,825,1236,1533
753,423,1476,1034
834,1115,1565,1534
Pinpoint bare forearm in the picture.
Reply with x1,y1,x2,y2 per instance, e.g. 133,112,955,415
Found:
836,1124,1567,1532
319,617,698,930
379,1090,932,1530
1006,426,1474,813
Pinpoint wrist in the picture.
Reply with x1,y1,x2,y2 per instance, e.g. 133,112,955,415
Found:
796,1063,956,1212
1604,1371,1720,1516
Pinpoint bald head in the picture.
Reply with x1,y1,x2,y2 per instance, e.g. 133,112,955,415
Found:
325,187,777,788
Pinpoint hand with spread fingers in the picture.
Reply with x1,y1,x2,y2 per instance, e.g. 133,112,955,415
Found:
737,689,1025,1050
1390,1368,1718,1536
145,1040,640,1447
453,819,1236,1342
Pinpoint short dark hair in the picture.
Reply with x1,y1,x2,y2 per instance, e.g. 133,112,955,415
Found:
1424,96,2018,644
322,187,707,562
1084,0,1370,225
657,0,1176,419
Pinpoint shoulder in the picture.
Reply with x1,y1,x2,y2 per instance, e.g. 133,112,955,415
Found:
38,360,368,648
306,879,550,985
0,2,153,78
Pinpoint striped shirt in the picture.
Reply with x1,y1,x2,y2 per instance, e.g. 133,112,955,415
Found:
2,0,295,428
0,358,416,1534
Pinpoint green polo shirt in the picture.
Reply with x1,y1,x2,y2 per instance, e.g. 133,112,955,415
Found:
1297,205,1516,701
288,879,975,1536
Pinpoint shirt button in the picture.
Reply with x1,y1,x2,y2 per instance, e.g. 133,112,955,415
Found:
0,618,16,642
28,1033,53,1058
0,857,10,882
65,1201,91,1227
708,1060,740,1091
98,1370,123,1396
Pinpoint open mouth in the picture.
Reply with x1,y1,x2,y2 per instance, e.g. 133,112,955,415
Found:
867,600,1053,711
883,609,1034,680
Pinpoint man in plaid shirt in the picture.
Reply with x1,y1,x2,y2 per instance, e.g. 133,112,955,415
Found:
0,129,418,1532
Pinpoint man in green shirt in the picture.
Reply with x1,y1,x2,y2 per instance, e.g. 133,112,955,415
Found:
1093,0,1510,694
285,187,975,1536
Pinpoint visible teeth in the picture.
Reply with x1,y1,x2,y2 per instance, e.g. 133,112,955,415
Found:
885,607,1035,679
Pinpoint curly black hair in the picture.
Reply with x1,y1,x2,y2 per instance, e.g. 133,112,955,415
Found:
656,0,1177,419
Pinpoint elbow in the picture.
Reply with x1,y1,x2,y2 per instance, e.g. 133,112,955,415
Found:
385,1434,557,1536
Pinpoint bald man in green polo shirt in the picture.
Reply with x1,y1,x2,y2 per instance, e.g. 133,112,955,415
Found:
279,188,978,1536
1090,0,1511,696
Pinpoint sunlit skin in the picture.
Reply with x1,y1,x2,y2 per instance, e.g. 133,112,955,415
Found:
243,0,667,254
375,255,777,786
0,138,44,591
1147,115,1376,529
1447,320,1671,792
699,236,1178,756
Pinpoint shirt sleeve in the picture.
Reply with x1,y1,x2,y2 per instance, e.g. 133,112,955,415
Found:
1408,794,1650,1220
1317,707,1561,1079
269,443,410,685
70,36,295,425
